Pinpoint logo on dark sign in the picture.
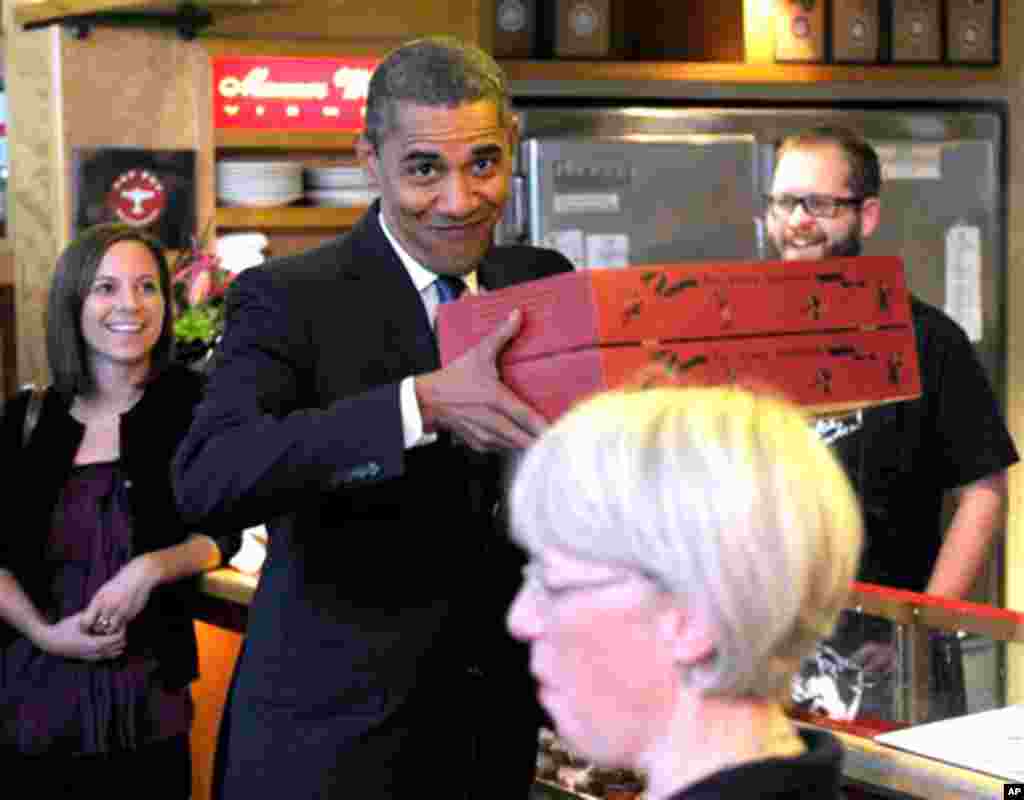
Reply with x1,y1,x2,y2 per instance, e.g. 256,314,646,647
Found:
107,169,167,227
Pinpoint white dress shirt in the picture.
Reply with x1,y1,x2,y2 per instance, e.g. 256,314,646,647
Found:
378,212,475,448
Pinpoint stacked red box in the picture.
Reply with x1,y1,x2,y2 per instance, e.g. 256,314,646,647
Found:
438,256,922,420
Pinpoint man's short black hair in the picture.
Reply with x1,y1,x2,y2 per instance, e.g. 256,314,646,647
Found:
363,36,511,151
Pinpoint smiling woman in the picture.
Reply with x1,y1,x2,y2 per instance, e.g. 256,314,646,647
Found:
0,224,241,798
78,240,165,372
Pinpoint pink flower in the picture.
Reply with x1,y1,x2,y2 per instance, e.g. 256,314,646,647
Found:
174,250,232,307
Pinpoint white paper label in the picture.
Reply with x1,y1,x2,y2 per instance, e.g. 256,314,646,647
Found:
876,144,942,180
945,223,983,342
553,193,620,215
542,229,586,269
876,704,1024,782
585,234,630,269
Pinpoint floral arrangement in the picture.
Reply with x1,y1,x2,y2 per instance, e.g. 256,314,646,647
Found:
171,230,234,349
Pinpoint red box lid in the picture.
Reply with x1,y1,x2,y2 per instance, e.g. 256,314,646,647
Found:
439,256,912,367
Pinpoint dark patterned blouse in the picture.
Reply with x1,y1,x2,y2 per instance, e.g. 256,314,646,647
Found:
2,461,190,755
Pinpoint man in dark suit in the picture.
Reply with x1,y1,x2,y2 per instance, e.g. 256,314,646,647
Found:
173,37,573,799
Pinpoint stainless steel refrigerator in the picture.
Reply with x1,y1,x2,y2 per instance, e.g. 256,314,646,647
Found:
500,103,1007,709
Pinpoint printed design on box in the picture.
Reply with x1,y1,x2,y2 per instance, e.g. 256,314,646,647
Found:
850,17,869,42
639,336,909,401
646,350,709,383
438,257,920,421
804,294,825,320
107,169,167,227
714,289,734,328
814,368,834,395
639,270,698,298
622,271,699,326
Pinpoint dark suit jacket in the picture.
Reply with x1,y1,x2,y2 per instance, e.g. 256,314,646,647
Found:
172,202,572,797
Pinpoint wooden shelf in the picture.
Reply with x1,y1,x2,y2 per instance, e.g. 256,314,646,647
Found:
215,130,360,152
498,59,1004,88
14,0,301,28
215,205,366,229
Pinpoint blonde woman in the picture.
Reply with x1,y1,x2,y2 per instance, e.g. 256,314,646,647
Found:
507,387,863,800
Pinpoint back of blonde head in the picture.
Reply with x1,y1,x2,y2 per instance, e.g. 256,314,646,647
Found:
509,387,863,698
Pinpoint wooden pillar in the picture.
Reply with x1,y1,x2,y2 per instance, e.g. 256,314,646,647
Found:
5,14,63,388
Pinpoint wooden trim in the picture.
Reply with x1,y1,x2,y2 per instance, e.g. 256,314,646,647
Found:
850,582,1024,643
215,205,366,229
796,722,1006,799
198,568,257,607
200,36,389,59
13,1,303,29
215,130,360,150
498,59,1005,88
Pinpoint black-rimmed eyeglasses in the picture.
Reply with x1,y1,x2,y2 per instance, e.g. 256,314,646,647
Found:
764,193,866,219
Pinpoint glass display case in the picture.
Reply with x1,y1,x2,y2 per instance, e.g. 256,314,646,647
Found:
523,581,1024,800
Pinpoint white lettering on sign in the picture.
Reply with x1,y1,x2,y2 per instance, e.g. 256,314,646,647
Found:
333,67,371,100
553,193,621,215
218,67,330,101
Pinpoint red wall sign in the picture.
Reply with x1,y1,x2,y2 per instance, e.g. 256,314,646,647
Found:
213,56,379,131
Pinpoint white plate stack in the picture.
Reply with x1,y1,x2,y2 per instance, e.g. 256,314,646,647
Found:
304,163,379,207
217,160,304,208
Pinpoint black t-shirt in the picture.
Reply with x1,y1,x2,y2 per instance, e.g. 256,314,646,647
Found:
667,729,843,800
816,298,1018,592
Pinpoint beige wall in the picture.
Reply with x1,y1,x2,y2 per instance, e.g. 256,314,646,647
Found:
5,22,213,387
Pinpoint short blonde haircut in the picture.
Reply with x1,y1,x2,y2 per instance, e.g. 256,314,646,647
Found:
508,387,863,699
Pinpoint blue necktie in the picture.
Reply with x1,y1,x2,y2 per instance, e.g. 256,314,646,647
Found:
434,275,466,304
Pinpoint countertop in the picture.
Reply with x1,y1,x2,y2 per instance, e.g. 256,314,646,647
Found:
194,567,1007,798
199,567,257,607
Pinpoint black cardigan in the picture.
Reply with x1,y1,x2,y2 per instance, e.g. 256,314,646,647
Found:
0,363,241,689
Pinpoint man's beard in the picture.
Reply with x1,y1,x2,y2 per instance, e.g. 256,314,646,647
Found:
767,219,863,260
822,229,862,258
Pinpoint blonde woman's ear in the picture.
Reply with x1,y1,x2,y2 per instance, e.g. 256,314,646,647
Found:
660,603,715,669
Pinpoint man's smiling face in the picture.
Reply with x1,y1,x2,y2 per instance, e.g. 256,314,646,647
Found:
362,99,517,277
766,142,879,261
